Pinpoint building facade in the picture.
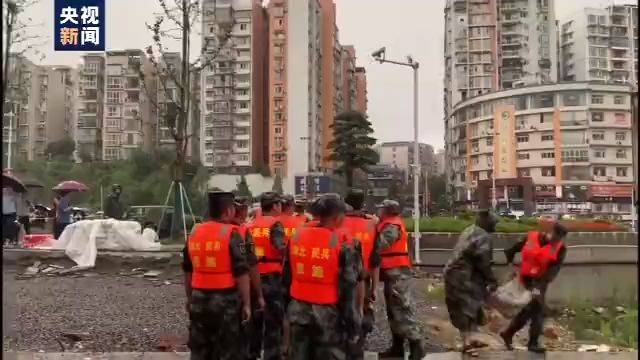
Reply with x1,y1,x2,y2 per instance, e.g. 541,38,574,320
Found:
560,4,638,85
200,0,266,171
3,55,77,164
377,141,436,183
76,53,105,161
434,148,446,176
286,0,324,193
102,49,156,161
341,45,357,112
354,66,367,114
447,82,633,219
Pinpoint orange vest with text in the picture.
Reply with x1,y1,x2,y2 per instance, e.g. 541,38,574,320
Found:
247,215,283,274
377,216,411,269
520,231,564,279
279,214,308,247
341,215,376,272
289,227,343,305
188,221,237,290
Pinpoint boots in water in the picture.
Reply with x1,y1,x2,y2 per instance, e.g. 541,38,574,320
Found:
379,334,404,358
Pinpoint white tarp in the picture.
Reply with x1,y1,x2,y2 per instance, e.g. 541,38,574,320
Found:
36,219,161,268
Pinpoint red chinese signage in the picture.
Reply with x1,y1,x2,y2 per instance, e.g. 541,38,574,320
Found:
589,184,632,198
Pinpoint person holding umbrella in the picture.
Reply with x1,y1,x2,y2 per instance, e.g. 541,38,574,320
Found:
3,172,27,246
52,181,88,239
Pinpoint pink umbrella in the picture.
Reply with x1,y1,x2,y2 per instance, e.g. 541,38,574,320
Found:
52,180,88,192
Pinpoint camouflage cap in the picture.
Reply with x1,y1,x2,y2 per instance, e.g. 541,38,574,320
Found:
260,191,281,209
280,194,295,207
377,199,401,215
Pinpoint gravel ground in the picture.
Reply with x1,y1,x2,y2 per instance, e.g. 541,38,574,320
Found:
3,264,445,353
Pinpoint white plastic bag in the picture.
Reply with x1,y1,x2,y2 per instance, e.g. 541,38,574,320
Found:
489,272,532,318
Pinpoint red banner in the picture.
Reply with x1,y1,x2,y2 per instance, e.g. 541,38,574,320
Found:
589,184,632,198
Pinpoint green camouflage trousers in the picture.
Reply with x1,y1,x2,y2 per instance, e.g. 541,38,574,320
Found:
246,274,285,360
382,267,423,342
287,299,346,360
189,289,244,360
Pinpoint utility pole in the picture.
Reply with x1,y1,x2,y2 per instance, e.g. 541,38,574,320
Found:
630,82,638,232
372,47,422,263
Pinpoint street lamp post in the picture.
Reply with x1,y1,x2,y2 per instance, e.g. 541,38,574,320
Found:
372,47,422,264
491,131,499,211
628,82,638,232
4,109,15,174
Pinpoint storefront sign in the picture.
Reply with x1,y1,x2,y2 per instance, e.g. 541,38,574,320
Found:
589,184,632,198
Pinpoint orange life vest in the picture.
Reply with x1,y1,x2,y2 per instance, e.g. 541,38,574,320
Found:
247,215,283,274
341,215,376,272
279,214,307,247
289,227,343,305
377,216,411,269
188,221,237,290
520,231,564,279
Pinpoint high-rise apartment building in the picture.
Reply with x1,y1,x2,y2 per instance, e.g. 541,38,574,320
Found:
76,53,105,161
341,45,357,112
443,0,557,119
267,0,288,178
286,0,324,192
377,141,435,184
560,4,638,84
200,0,267,171
354,66,368,114
3,54,76,164
320,0,339,171
103,49,156,161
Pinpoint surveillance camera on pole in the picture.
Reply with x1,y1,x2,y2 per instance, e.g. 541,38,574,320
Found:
371,47,386,62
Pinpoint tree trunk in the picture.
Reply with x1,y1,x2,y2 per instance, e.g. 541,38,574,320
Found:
345,166,354,188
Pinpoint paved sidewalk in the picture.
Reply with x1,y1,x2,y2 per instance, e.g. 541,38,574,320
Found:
3,352,638,360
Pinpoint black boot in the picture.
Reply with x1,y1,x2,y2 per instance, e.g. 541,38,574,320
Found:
379,334,404,358
527,341,546,353
409,340,425,360
499,330,514,351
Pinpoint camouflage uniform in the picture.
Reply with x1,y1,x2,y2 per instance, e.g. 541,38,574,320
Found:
283,239,362,360
183,229,250,360
370,224,424,346
246,222,286,360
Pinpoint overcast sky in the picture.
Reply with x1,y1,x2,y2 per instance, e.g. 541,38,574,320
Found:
20,0,635,150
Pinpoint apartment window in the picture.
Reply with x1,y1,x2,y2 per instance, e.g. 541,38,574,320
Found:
533,93,554,108
518,152,530,160
591,94,604,104
107,77,122,89
593,149,606,158
592,132,605,140
562,149,589,162
486,137,493,146
107,91,122,104
616,167,628,177
106,106,118,117
518,168,530,177
541,167,555,177
274,127,282,134
541,152,555,159
593,167,606,176
615,132,626,141
540,113,553,123
541,133,553,141
105,119,119,128
275,86,283,94
591,111,603,122
236,140,248,149
616,149,627,159
240,23,247,30
273,135,282,148
615,113,627,124
104,148,119,160
562,92,583,106
610,94,626,105
517,135,529,143
105,134,119,146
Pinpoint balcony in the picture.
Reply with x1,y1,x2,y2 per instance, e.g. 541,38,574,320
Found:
235,94,250,101
610,38,630,48
502,50,522,59
235,81,250,89
501,16,522,24
235,107,250,115
501,40,522,47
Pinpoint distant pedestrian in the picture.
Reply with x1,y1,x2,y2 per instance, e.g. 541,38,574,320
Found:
500,222,568,353
53,191,73,239
17,192,31,236
443,209,499,353
3,187,19,246
104,184,124,220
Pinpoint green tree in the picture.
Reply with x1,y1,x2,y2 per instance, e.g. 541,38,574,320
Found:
272,173,284,194
327,110,379,187
46,136,75,160
428,174,448,213
235,174,252,199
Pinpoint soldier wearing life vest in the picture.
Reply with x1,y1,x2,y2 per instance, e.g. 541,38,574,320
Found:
245,192,286,360
279,194,308,245
182,191,252,360
371,199,425,360
341,189,377,360
283,195,362,360
500,222,568,353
